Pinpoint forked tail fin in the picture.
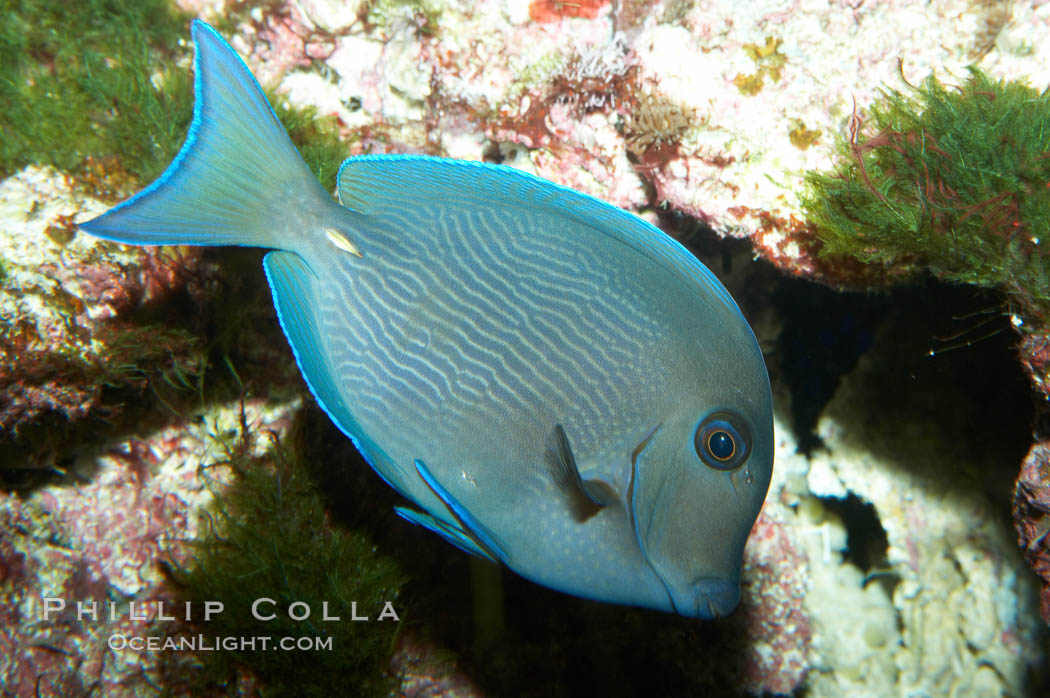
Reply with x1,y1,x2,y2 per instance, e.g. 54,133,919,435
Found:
79,20,328,250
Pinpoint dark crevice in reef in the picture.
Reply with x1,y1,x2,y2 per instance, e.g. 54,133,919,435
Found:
818,491,901,602
774,276,1033,482
818,492,889,573
773,279,884,455
658,209,780,347
661,208,751,278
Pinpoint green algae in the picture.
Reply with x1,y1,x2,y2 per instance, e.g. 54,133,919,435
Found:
1,0,349,195
166,428,404,698
801,68,1050,320
0,0,191,185
0,296,206,475
0,0,349,450
364,0,446,36
271,98,348,196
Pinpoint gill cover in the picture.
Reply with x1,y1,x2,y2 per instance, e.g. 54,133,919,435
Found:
630,407,772,619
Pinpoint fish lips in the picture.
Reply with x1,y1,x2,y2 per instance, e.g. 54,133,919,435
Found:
627,424,747,619
666,576,741,619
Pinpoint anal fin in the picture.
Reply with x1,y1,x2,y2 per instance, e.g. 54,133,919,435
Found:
263,250,409,496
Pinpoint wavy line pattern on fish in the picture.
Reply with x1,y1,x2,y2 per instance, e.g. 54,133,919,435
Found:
80,21,774,619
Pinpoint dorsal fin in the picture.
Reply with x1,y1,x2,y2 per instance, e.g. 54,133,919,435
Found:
335,155,741,315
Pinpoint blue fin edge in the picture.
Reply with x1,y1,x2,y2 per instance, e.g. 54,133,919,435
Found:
81,21,280,245
335,154,741,316
262,251,410,499
394,506,496,563
411,459,508,564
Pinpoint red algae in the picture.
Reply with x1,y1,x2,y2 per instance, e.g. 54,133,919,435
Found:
1013,440,1050,623
738,511,811,694
529,0,611,23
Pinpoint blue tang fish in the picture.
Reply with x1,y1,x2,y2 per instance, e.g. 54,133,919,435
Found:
80,21,773,618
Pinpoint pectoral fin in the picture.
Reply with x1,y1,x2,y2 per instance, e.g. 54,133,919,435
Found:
545,424,619,522
408,459,509,564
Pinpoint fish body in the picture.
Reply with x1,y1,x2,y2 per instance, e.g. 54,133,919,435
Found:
81,21,774,618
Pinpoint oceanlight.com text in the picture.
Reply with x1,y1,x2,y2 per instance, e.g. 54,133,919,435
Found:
108,634,333,652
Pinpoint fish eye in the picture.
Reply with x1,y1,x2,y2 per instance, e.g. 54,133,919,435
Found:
694,411,751,471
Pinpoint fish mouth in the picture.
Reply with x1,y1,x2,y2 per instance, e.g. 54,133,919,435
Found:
667,578,740,619
625,422,741,619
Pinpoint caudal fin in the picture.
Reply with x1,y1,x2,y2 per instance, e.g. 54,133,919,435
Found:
79,20,327,250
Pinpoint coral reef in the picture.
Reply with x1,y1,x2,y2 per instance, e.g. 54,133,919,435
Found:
0,386,404,696
167,424,404,698
801,388,1042,694
0,167,206,460
389,632,485,697
735,509,811,694
529,0,610,23
4,0,1049,694
1015,440,1050,622
801,68,1050,319
178,0,1050,285
794,40,1050,616
0,397,299,694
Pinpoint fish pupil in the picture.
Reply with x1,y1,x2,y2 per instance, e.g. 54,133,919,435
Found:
708,431,735,460
694,411,751,471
